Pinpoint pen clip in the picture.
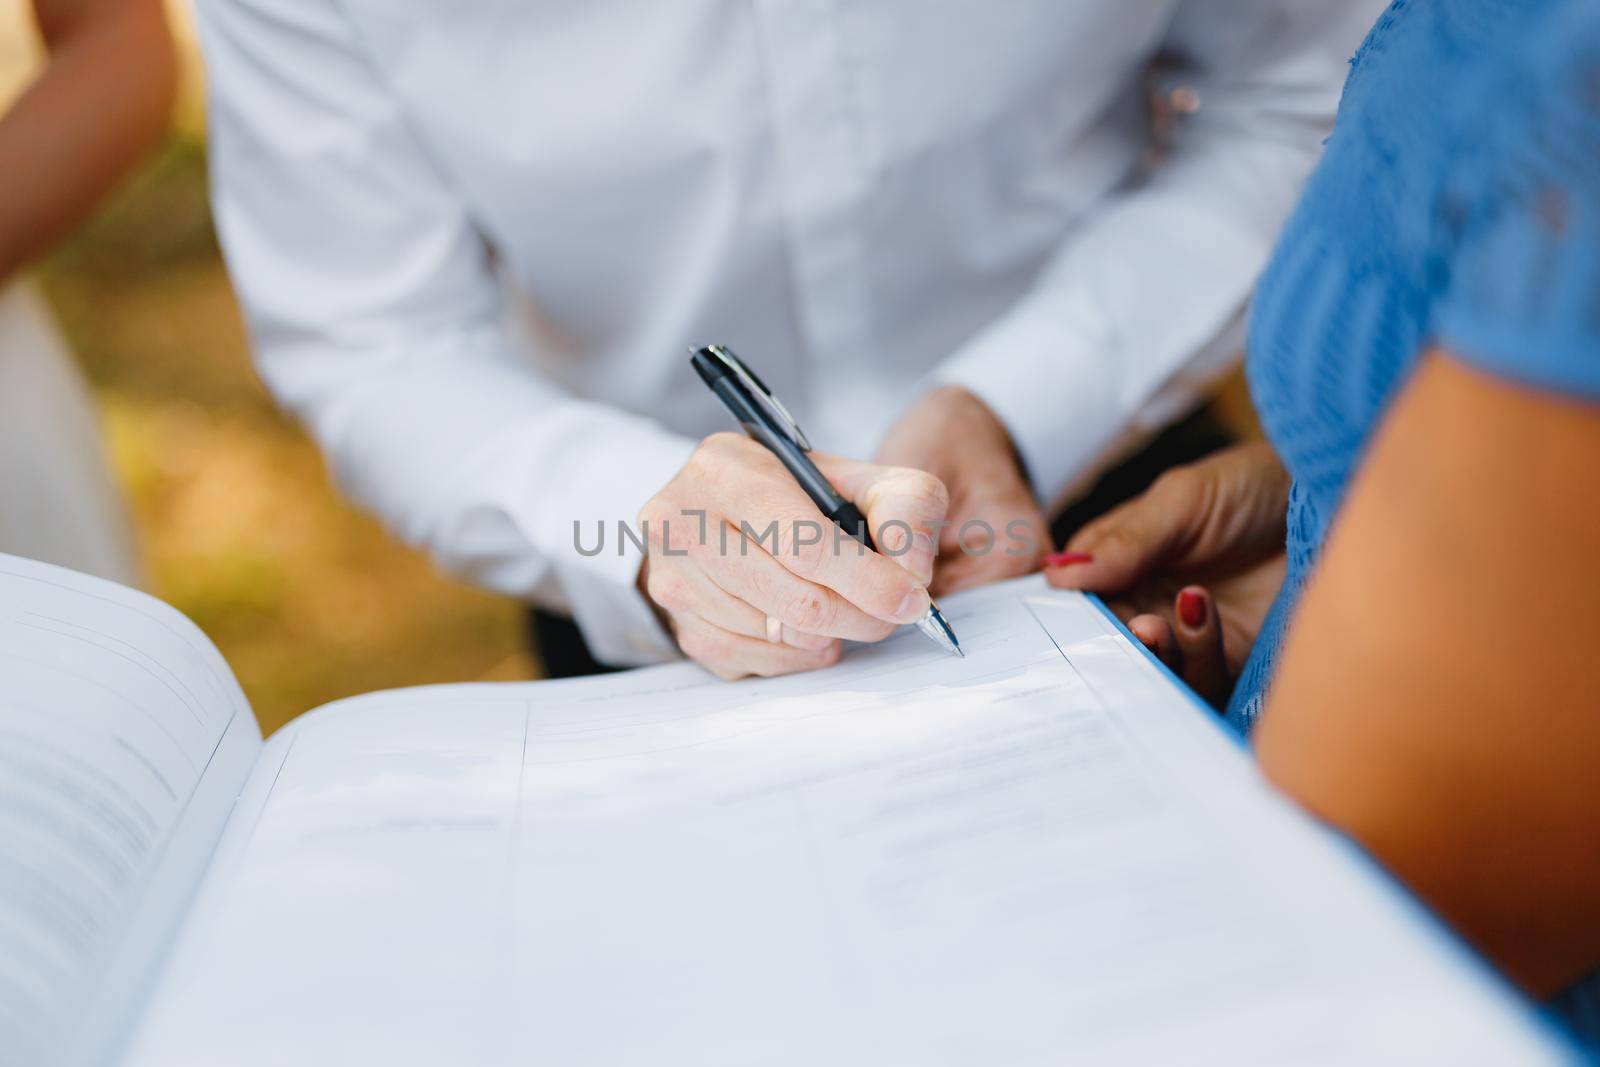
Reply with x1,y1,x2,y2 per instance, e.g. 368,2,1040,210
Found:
700,345,813,452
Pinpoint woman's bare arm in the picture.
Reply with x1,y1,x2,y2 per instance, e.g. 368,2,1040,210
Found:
1256,350,1600,996
0,0,175,281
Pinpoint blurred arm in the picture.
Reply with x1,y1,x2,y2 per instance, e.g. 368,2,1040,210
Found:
0,0,176,281
935,0,1382,506
1255,352,1600,996
198,0,691,666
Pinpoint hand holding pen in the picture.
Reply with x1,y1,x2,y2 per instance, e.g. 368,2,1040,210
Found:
692,346,962,657
634,347,958,679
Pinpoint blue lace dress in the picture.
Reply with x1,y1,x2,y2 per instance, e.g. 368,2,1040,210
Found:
1223,0,1600,1044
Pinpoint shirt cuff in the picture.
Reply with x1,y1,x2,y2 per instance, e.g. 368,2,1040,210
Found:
479,413,696,667
933,302,1126,509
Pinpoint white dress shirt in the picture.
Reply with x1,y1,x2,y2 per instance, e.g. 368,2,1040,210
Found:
196,0,1381,665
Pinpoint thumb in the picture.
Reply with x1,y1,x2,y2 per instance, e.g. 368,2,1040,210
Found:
814,452,948,586
1044,486,1190,595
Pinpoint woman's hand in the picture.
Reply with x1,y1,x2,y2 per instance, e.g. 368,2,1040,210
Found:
875,386,1052,596
638,433,947,680
1044,442,1290,705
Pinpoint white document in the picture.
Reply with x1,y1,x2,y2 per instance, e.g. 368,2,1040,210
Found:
0,556,259,1066
0,553,1576,1064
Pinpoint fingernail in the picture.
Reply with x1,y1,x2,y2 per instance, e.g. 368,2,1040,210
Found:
894,586,931,623
1177,588,1207,629
1044,551,1094,568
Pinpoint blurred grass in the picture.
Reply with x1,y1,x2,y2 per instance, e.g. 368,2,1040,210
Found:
33,126,537,735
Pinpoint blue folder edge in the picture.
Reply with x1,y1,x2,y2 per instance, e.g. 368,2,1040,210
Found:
1083,593,1589,1061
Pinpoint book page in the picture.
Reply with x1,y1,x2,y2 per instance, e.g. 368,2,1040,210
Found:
125,577,1567,1065
0,555,261,1067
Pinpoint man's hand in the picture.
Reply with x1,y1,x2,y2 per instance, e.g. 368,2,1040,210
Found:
875,386,1051,596
639,433,948,680
1044,442,1290,705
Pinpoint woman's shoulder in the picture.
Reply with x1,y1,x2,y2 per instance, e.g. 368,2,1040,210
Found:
1440,0,1600,233
1335,0,1598,150
1294,2,1574,265
1455,0,1600,129
1432,0,1600,401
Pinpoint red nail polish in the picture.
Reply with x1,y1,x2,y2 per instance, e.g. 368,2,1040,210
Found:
1044,551,1094,568
1177,589,1207,629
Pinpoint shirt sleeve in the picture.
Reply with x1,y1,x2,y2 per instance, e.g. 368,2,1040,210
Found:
1432,25,1600,400
934,0,1386,507
196,0,691,666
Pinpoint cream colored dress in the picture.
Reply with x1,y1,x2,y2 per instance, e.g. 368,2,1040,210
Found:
0,282,138,585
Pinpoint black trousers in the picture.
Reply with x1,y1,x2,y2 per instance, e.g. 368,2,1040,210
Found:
528,404,1236,679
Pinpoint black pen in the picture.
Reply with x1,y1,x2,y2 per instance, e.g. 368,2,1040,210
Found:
690,345,962,657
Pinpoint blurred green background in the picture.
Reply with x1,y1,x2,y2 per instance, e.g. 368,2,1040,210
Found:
1,2,536,735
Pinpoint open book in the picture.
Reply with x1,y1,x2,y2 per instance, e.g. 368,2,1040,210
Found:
0,552,1573,1065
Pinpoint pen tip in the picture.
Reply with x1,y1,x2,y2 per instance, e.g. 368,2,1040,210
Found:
920,602,963,658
